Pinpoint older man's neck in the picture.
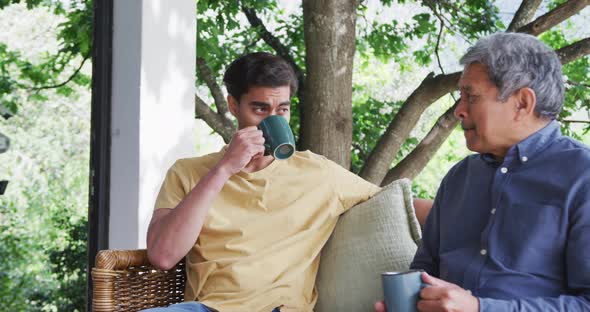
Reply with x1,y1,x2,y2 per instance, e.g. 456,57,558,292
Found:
492,118,552,161
520,117,552,142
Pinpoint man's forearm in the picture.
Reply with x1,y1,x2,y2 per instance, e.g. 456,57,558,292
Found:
413,198,433,227
479,294,590,312
147,165,232,270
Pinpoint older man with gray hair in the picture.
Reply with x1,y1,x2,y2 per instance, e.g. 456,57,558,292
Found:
376,32,590,311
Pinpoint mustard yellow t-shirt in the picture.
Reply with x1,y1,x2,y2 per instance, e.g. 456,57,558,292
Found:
154,148,380,312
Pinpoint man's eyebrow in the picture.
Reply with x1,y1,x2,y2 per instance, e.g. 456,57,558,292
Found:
250,101,271,107
460,85,473,92
249,101,291,107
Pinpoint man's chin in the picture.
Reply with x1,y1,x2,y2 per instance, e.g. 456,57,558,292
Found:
463,129,474,140
465,139,484,153
463,132,479,152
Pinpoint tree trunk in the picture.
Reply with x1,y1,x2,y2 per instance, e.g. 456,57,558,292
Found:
300,0,358,168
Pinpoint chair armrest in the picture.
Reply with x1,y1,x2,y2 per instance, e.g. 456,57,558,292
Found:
92,249,186,312
95,249,150,270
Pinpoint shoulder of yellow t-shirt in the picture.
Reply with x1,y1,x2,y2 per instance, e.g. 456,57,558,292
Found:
172,150,332,172
293,149,328,162
172,150,225,174
291,149,333,168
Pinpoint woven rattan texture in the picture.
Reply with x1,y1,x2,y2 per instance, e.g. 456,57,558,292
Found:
92,250,186,312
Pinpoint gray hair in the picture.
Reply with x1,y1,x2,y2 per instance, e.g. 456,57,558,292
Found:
460,32,564,119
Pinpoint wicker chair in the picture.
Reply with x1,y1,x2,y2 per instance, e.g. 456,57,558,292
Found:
91,249,186,312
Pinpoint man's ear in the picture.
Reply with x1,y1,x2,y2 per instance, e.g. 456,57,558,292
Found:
227,95,239,117
514,87,536,121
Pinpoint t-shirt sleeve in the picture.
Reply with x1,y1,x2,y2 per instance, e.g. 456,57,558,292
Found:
154,160,191,210
327,159,381,214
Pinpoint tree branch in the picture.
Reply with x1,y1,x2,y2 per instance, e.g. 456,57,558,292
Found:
241,4,303,79
196,57,229,117
358,71,461,184
422,0,473,44
433,18,457,103
567,79,590,88
556,37,590,64
382,102,459,185
195,94,234,143
517,0,590,36
507,0,543,32
435,19,445,75
560,119,590,124
28,55,89,91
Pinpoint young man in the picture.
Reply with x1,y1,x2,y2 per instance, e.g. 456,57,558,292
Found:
145,52,382,312
376,33,590,311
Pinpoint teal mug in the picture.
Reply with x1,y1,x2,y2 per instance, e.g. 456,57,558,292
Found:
382,270,428,312
257,115,296,160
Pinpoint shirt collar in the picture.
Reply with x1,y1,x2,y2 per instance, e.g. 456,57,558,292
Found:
480,120,561,166
512,120,561,163
480,153,501,166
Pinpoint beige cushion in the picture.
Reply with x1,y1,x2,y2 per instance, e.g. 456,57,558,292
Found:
315,178,421,312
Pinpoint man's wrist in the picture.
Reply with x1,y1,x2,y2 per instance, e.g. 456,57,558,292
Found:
211,162,234,180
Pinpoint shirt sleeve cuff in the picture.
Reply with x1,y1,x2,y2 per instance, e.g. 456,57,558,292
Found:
478,297,511,312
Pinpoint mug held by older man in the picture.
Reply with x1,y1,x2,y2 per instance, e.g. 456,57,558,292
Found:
382,270,426,312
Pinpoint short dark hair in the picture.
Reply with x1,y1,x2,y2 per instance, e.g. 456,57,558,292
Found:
223,52,298,102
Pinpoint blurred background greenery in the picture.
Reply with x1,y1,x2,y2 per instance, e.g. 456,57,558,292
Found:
0,3,90,311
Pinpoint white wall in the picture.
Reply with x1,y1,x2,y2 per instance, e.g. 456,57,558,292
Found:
110,0,196,249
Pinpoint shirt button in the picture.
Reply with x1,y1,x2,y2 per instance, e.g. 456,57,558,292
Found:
521,156,528,162
500,167,508,174
491,208,496,214
480,249,487,256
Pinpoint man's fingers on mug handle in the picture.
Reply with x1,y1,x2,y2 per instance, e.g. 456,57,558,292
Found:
241,129,264,138
419,284,447,300
421,272,448,287
253,136,266,144
241,126,259,132
253,146,265,158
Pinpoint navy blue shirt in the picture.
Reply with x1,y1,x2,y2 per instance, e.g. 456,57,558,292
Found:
411,121,590,311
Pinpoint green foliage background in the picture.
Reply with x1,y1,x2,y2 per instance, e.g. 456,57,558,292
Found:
0,91,89,311
0,3,90,311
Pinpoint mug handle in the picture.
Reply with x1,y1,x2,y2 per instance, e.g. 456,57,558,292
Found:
263,143,271,156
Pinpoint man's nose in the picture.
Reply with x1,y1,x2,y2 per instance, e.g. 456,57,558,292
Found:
454,98,467,119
